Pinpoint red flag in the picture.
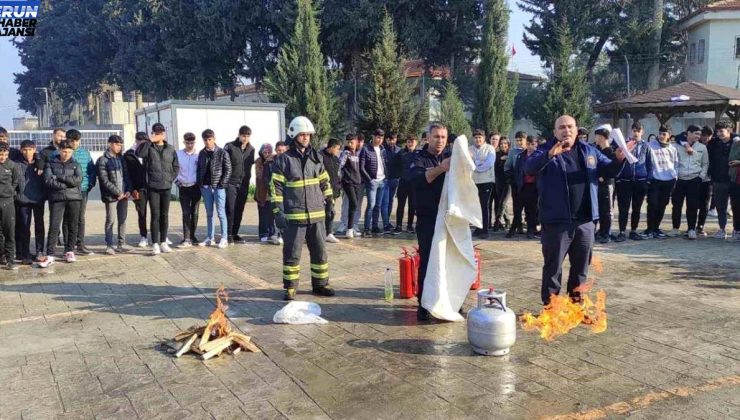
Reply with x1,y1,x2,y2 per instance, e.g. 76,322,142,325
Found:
512,45,517,56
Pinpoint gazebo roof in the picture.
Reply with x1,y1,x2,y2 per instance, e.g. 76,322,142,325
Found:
593,81,740,114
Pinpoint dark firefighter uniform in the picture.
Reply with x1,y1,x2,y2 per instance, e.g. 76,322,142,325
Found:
270,143,335,300
410,148,450,319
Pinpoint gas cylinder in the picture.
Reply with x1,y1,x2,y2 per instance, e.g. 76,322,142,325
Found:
470,247,481,290
467,288,516,356
398,248,417,299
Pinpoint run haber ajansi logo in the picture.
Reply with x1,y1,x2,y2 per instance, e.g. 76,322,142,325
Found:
0,0,40,37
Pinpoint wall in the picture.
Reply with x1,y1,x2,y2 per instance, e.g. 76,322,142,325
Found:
707,19,740,88
686,21,711,83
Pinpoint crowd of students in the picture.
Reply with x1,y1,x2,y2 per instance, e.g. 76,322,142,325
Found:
464,121,740,244
1,119,736,270
0,123,256,269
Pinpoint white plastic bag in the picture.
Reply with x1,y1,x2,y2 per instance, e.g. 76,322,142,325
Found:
273,301,328,324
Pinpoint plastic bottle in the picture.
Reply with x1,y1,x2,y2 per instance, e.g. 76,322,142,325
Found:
384,268,394,302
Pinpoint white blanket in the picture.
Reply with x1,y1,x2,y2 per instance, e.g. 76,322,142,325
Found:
421,135,482,321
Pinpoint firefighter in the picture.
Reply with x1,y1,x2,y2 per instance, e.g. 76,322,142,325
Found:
271,116,335,300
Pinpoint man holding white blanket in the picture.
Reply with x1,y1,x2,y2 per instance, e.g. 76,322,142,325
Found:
411,123,482,322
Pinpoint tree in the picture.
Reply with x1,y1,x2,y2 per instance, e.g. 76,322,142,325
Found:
474,0,517,135
531,26,592,138
320,0,484,79
359,12,426,137
264,0,338,145
439,80,471,138
517,0,625,79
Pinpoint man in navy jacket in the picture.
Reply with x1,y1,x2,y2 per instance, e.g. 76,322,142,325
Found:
524,115,623,305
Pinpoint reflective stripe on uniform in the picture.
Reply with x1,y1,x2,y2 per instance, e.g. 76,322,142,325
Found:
272,173,286,183
271,196,284,203
283,273,300,281
283,264,300,281
284,210,325,221
324,187,333,197
285,178,320,188
310,262,328,279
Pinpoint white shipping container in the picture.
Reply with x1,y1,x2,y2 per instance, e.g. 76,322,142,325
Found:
134,100,286,162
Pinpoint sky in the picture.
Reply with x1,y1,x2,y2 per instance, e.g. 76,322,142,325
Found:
0,4,544,129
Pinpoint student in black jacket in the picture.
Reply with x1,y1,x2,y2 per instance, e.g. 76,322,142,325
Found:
124,132,150,247
0,126,22,162
223,125,256,244
321,138,342,243
0,143,20,270
14,140,45,265
197,129,232,248
396,135,418,233
40,140,82,267
493,137,511,231
594,127,616,243
136,123,179,255
97,135,131,254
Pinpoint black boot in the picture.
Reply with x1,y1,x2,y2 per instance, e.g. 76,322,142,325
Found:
312,285,335,297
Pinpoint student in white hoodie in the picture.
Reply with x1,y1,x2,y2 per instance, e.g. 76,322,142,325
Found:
670,125,709,239
470,129,496,239
645,126,679,239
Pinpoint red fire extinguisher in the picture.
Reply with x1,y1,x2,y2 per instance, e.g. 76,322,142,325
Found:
470,246,481,290
399,247,418,299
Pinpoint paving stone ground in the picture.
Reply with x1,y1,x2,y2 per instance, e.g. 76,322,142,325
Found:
0,198,738,420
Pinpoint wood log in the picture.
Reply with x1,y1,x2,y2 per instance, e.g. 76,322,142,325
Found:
198,323,214,350
230,334,261,353
175,334,198,358
174,325,205,341
201,339,233,360
200,336,233,353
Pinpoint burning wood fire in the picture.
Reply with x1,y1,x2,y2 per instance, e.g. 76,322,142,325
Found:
164,287,260,359
520,256,608,341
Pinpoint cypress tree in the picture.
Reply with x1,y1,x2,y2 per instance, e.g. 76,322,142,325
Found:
264,0,336,146
360,12,426,136
532,25,592,138
474,0,517,136
439,80,471,138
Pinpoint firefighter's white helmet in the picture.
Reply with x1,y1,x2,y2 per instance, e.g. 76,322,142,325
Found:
287,116,316,138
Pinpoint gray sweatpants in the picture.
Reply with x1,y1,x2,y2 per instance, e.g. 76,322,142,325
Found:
104,199,128,247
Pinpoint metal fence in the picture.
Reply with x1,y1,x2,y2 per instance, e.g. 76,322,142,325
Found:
8,130,122,152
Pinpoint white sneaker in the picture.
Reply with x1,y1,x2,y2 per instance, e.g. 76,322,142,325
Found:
160,243,173,253
346,229,354,239
667,229,681,237
687,229,697,240
713,229,727,240
65,252,76,263
165,237,173,246
199,239,213,247
217,239,228,249
138,237,148,248
326,233,340,243
270,235,280,245
37,255,55,268
278,236,284,245
105,247,116,255
260,237,269,243
152,243,161,255
708,209,718,217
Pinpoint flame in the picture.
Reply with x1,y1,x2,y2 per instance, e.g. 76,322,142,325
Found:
206,286,230,338
520,260,608,341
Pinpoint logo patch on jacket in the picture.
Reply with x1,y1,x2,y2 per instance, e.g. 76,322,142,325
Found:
587,155,597,169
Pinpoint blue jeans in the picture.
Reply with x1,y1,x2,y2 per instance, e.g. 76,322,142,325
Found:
201,187,228,241
381,178,399,228
364,179,386,232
